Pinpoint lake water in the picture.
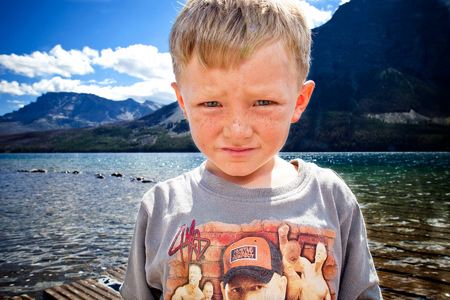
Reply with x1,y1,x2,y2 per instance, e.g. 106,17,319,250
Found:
0,152,449,298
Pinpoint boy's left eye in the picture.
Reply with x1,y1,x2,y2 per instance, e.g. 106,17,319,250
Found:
254,100,274,106
202,101,222,107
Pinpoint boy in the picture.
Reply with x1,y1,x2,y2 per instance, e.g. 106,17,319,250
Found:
121,0,382,299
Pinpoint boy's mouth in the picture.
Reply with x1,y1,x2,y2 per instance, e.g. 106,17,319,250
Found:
221,147,256,156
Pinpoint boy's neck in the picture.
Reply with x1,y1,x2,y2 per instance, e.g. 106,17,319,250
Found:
205,156,299,189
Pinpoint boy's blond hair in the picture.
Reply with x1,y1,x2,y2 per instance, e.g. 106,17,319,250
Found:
170,0,311,83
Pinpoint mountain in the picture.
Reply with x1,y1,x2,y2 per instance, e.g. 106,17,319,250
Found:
0,92,163,135
0,0,449,152
308,0,450,117
139,101,189,133
0,101,197,153
281,0,450,151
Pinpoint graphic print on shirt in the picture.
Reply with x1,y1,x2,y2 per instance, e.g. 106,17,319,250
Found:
167,220,337,300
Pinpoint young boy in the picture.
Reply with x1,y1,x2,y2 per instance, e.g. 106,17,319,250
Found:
121,0,382,299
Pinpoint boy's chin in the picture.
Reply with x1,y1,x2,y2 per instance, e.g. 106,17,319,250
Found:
209,165,254,179
222,168,255,178
206,160,270,183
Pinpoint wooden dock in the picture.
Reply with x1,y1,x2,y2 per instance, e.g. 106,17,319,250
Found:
42,266,125,300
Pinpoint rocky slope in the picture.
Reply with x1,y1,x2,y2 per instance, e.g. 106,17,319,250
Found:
0,92,163,135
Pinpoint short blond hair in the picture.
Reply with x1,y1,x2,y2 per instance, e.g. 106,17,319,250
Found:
170,0,311,83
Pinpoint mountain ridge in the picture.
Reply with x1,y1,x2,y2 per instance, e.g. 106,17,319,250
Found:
0,92,163,135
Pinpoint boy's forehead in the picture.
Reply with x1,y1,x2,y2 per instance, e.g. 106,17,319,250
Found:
177,41,301,91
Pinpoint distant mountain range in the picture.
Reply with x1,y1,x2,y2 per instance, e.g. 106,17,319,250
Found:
0,101,195,152
0,0,449,152
0,92,163,135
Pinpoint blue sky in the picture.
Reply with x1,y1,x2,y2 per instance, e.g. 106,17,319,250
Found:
0,0,347,116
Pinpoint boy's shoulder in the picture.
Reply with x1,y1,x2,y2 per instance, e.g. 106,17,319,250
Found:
296,159,358,207
140,164,202,212
296,159,350,189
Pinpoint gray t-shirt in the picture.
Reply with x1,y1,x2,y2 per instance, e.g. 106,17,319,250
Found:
120,159,382,300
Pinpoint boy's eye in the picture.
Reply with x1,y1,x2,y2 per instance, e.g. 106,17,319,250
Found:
254,100,274,106
202,101,222,107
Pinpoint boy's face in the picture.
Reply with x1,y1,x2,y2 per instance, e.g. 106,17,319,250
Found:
172,41,314,184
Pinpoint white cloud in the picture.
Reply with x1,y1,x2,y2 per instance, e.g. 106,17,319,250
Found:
0,76,175,103
0,45,96,78
339,0,350,4
299,0,333,28
93,44,174,81
0,77,81,96
0,80,39,96
79,80,175,102
0,44,175,82
87,78,117,85
0,44,174,90
7,99,26,109
0,44,176,103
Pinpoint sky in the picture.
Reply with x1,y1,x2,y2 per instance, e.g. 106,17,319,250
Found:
0,0,349,116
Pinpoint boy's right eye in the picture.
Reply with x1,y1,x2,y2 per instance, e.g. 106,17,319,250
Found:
202,101,222,107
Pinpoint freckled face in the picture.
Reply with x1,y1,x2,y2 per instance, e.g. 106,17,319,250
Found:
172,41,314,184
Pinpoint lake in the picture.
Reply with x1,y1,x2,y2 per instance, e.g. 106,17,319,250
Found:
0,152,449,298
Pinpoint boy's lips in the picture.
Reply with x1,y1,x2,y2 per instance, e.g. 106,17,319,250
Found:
220,146,256,156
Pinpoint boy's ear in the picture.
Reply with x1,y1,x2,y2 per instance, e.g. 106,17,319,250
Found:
171,82,187,118
291,80,315,123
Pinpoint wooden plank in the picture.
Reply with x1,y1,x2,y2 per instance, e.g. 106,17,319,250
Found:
104,268,124,282
42,266,125,300
85,279,121,300
71,282,108,300
75,280,111,300
43,287,69,300
117,266,126,272
52,286,83,300
63,284,95,300
77,280,120,300
111,266,126,277
9,296,35,300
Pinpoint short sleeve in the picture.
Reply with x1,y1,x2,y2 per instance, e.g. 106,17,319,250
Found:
338,196,382,299
120,204,157,300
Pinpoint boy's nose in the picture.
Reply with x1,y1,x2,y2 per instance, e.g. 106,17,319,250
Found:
223,118,253,140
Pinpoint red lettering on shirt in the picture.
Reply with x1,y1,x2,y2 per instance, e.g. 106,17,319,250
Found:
168,219,211,264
